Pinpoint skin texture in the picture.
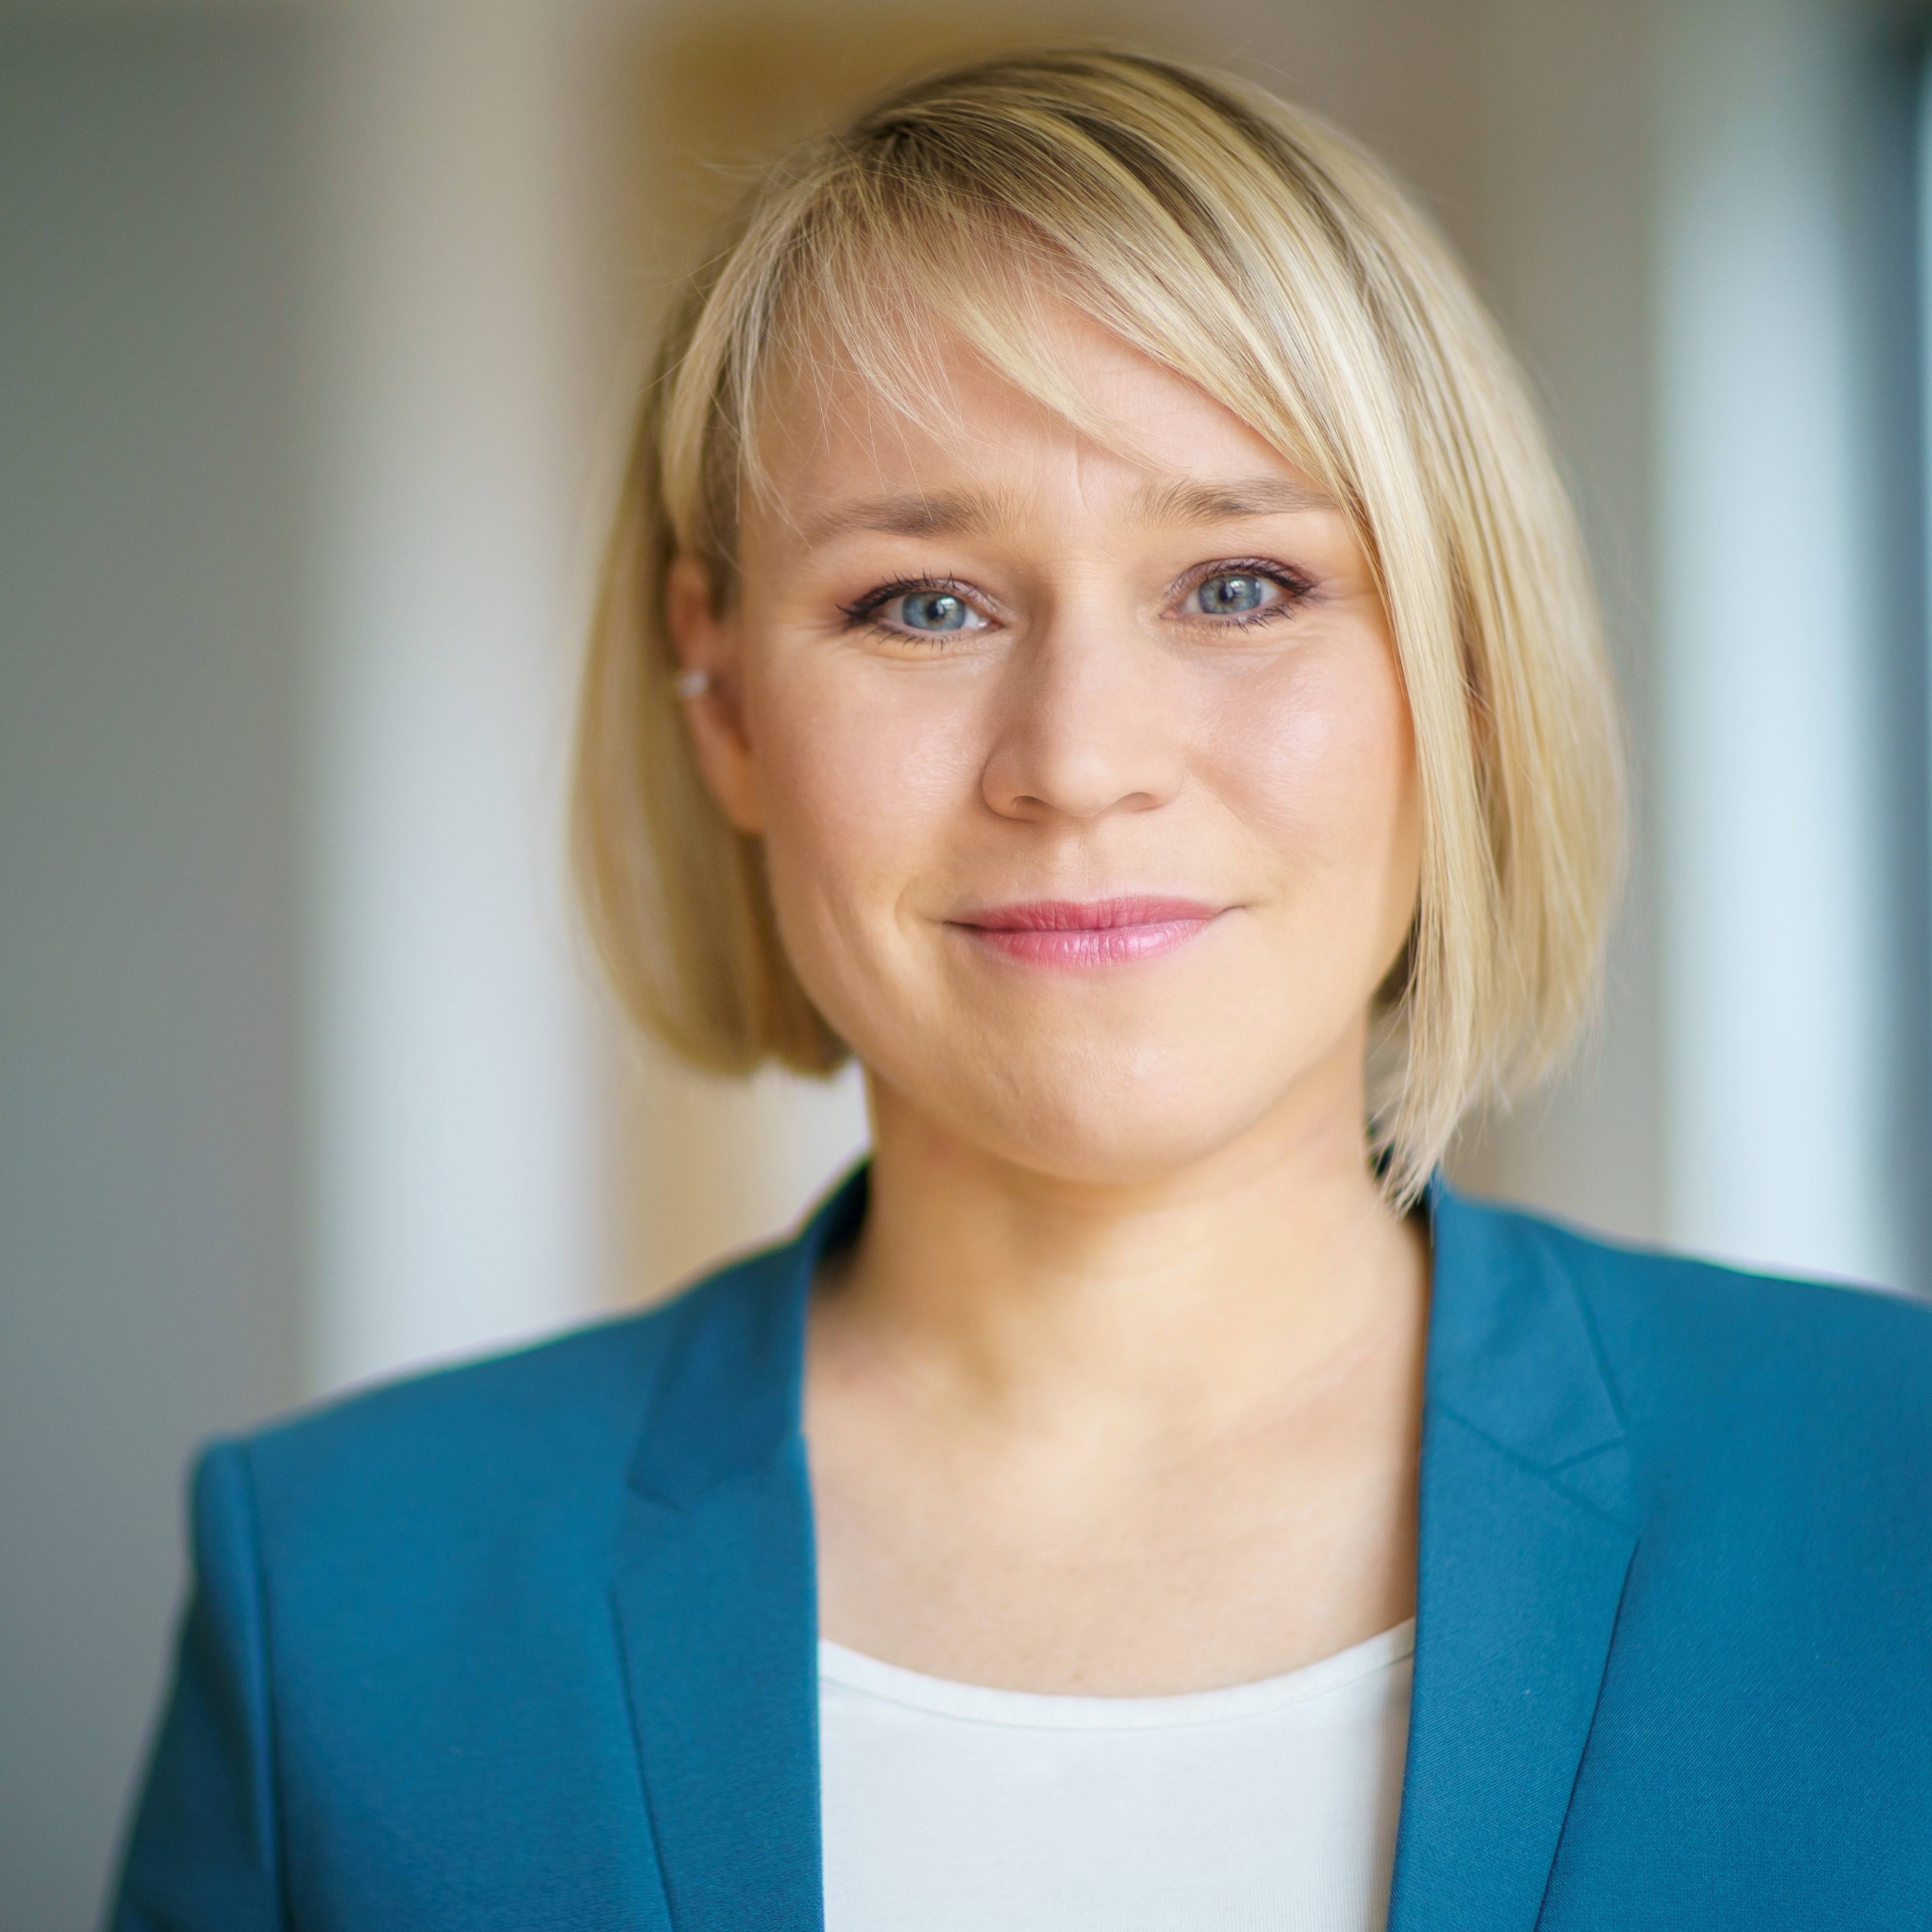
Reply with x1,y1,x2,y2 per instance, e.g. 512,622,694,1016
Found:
669,307,1429,1694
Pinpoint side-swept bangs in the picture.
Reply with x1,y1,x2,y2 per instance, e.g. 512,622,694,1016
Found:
575,47,1625,1201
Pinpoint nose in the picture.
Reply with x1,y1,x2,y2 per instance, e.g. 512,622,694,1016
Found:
980,611,1186,823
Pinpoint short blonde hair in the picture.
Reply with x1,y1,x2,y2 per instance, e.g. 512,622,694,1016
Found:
574,46,1624,1201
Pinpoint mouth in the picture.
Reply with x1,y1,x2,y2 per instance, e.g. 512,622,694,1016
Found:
946,896,1226,968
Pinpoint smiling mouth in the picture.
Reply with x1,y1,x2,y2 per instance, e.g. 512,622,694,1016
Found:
948,897,1224,968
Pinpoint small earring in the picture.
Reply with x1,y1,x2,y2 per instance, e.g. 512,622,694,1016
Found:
672,669,712,700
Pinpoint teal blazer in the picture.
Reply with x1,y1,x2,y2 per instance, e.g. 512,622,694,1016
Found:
112,1166,1932,1929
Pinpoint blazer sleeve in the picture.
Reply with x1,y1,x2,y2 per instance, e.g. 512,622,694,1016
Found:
106,1441,285,1932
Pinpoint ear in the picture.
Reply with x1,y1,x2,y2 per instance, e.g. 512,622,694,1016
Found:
665,555,764,835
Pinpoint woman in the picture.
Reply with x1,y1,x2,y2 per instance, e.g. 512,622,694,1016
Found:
112,48,1932,1931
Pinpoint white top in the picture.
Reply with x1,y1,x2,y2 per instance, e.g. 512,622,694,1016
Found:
818,1621,1414,1932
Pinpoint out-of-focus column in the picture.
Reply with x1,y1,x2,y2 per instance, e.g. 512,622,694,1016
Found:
1654,0,1929,1290
306,0,603,1392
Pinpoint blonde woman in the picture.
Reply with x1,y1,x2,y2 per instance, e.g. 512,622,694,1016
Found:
113,48,1932,1931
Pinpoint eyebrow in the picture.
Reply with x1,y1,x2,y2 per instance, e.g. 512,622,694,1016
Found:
798,488,1018,548
1133,475,1335,522
796,473,1333,549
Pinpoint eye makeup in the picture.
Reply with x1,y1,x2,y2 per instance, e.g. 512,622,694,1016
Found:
1167,557,1318,630
836,556,1318,645
838,575,993,641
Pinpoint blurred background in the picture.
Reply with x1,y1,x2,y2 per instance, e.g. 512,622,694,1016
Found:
4,0,1930,1921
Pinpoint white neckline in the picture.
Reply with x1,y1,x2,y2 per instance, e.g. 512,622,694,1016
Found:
817,1620,1414,1732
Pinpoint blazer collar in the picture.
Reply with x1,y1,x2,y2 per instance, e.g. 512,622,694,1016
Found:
1386,1181,1642,1932
626,1162,868,1510
611,1165,865,1932
613,1162,1641,1932
623,1162,1634,1505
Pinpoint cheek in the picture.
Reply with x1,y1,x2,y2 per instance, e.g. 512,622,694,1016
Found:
743,664,978,945
1214,638,1419,937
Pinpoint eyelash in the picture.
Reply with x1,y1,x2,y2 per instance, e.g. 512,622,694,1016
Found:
837,576,982,638
837,560,1315,640
1186,558,1315,630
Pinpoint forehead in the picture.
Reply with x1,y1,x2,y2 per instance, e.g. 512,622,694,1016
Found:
746,297,1327,545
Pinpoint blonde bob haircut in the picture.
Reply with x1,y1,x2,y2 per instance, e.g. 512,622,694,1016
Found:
574,45,1625,1202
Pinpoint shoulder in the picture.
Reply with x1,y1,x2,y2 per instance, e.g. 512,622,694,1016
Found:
1456,1198,1932,1895
1464,1192,1932,1487
1511,1197,1932,1394
217,1240,790,1555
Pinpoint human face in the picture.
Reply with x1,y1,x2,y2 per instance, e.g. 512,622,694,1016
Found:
670,310,1421,1186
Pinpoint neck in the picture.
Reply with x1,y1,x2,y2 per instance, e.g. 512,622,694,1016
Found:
823,1043,1427,1440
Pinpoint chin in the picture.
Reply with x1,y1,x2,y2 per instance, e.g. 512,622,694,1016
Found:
952,1035,1301,1189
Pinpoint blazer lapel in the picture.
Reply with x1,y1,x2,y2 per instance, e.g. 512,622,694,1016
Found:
605,1164,1638,1932
611,1168,869,1932
1386,1189,1642,1932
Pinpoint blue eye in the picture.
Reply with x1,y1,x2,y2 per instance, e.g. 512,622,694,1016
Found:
1193,571,1278,617
839,580,992,641
896,589,971,632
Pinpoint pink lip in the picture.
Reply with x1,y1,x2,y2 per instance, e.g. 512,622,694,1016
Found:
949,897,1223,968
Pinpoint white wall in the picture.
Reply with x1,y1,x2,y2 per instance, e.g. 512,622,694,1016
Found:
306,0,608,1391
1654,0,1930,1289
